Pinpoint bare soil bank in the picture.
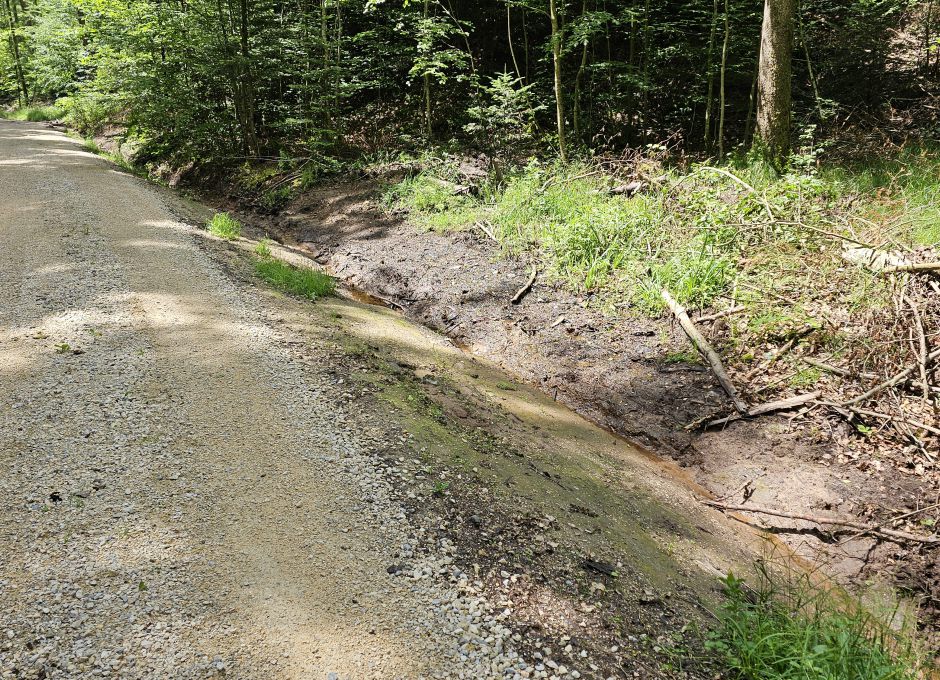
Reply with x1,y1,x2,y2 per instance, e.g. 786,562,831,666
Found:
108,126,931,642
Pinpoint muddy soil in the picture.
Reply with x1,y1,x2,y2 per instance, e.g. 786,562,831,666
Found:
202,175,939,626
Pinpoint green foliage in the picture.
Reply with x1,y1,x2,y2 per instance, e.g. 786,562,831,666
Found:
253,258,335,300
383,171,482,232
58,93,119,136
708,567,922,680
207,212,242,240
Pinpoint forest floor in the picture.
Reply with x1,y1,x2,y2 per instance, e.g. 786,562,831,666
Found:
0,122,780,679
197,171,939,642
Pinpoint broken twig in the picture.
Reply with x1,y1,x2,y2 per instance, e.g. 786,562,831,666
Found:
661,288,748,414
694,305,745,324
882,261,940,274
704,501,939,544
511,266,538,305
841,348,940,406
705,392,820,429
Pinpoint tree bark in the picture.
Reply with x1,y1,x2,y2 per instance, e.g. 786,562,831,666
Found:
549,0,568,161
755,0,795,165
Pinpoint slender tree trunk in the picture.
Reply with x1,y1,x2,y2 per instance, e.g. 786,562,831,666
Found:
549,0,567,161
507,2,523,82
797,5,823,121
3,0,28,106
572,0,589,140
703,0,718,150
423,0,432,139
718,0,729,156
755,0,795,164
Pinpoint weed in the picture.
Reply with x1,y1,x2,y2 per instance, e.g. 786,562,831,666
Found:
81,138,101,155
495,381,516,391
254,258,335,300
207,212,242,240
707,565,922,680
663,350,701,364
254,238,273,258
432,480,450,496
55,342,71,354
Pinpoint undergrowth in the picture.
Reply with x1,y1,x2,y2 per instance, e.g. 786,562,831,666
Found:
383,146,938,325
254,257,335,300
708,564,923,680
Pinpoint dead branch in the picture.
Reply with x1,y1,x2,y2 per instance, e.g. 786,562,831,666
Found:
842,245,912,272
882,262,940,274
697,166,775,221
841,347,940,406
705,392,821,429
511,265,538,305
661,288,748,414
695,305,745,323
802,358,878,381
606,180,646,196
704,501,939,544
903,294,930,401
813,400,940,436
474,220,499,244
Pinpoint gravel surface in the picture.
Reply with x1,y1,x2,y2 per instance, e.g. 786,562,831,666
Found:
0,122,545,679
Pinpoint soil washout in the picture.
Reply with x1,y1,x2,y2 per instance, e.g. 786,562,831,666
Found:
205,174,937,630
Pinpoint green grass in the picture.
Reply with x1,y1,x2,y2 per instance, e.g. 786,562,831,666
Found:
207,212,242,240
385,146,939,333
254,238,273,257
708,566,922,680
254,258,335,300
1,105,64,122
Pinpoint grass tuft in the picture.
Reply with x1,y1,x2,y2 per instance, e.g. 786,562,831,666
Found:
254,258,335,300
207,212,242,240
708,565,922,680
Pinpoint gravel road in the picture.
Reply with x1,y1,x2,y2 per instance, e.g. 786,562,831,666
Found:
0,122,532,679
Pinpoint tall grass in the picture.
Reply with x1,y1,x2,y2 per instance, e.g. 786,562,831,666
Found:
254,258,335,300
384,148,939,319
708,564,923,680
1,105,64,122
207,212,242,240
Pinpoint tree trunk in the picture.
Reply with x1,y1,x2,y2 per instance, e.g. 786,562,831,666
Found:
548,0,567,161
717,0,729,156
3,0,28,106
755,0,795,165
703,0,718,150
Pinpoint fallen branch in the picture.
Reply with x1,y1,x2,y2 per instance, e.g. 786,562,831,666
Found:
511,265,538,305
842,245,912,272
813,400,940,436
474,220,499,244
882,261,940,274
695,305,745,324
802,357,878,381
704,391,820,429
704,501,939,544
661,288,748,414
697,166,775,221
903,293,930,400
841,347,940,406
